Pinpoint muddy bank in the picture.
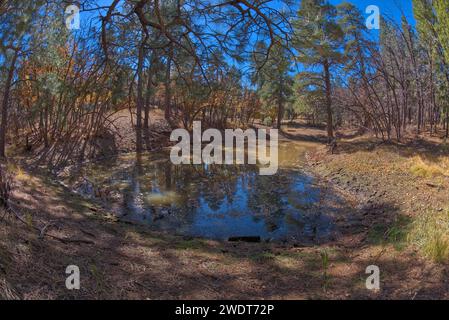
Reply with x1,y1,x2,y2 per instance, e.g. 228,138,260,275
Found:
306,137,449,219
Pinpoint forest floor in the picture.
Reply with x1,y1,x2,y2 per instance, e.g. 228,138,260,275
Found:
1,114,449,299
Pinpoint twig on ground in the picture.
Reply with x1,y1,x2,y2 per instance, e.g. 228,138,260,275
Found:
39,221,56,239
6,206,95,245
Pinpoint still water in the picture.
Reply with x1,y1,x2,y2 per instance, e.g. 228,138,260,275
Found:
72,141,335,242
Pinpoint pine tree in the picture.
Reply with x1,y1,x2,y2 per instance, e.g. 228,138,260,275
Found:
252,41,293,129
337,2,373,129
293,0,345,142
434,0,449,65
413,0,449,137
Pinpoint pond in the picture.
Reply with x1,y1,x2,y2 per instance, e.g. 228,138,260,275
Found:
70,141,337,242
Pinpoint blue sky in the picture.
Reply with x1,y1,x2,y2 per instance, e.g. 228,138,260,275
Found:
80,1,416,26
78,1,417,40
74,0,417,80
330,0,415,24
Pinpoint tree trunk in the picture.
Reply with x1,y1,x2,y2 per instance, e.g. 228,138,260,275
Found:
446,108,449,139
0,49,19,159
136,42,145,153
144,64,153,129
164,45,173,123
323,59,334,142
276,77,284,130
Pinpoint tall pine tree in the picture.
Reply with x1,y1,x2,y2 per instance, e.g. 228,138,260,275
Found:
293,0,345,142
252,41,293,129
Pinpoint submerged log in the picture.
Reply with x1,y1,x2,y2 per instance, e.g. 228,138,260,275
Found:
228,236,261,243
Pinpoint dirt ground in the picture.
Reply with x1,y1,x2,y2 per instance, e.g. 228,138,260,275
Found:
110,108,173,153
1,117,449,300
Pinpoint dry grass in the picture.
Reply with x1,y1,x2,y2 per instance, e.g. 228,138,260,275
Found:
408,209,449,263
410,156,449,178
6,163,30,181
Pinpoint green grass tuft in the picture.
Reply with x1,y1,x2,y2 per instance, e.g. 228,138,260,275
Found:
368,215,411,251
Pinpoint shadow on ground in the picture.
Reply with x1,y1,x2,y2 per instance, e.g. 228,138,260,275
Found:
1,164,446,300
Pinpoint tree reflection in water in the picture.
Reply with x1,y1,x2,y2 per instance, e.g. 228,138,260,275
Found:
76,142,335,242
